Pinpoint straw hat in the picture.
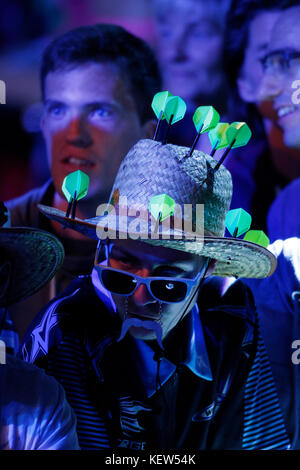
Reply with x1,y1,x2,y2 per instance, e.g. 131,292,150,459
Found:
0,204,64,307
39,139,276,279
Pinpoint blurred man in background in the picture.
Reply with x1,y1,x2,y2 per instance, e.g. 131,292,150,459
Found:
5,24,161,340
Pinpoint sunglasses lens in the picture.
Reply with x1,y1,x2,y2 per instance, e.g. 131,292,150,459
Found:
100,269,137,295
150,280,188,303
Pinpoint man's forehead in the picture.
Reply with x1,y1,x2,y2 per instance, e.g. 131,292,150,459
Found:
157,0,219,24
248,11,280,50
44,62,130,102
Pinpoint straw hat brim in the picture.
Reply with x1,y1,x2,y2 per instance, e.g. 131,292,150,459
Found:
0,227,64,307
39,204,276,279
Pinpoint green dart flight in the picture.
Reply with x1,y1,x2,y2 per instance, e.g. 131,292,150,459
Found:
163,96,187,144
151,91,173,120
151,91,173,140
208,123,230,156
193,106,220,133
62,170,90,219
149,193,176,234
243,230,270,248
214,122,252,172
187,106,220,158
225,122,252,149
225,208,252,238
164,96,186,124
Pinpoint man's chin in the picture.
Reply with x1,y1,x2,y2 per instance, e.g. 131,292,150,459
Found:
283,129,300,150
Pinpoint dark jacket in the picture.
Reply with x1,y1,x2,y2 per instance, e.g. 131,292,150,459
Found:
244,238,300,449
19,275,290,450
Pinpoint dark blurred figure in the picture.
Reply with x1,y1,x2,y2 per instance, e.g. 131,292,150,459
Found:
245,232,300,449
224,0,300,232
152,0,231,148
267,178,300,242
0,0,61,49
245,181,300,448
0,201,79,450
0,0,63,201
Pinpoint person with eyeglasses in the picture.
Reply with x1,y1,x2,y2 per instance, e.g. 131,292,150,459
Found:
18,138,290,450
223,0,300,235
259,5,300,151
240,4,300,450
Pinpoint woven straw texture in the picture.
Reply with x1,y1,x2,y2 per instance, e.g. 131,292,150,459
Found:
111,139,232,237
38,139,277,278
0,228,64,307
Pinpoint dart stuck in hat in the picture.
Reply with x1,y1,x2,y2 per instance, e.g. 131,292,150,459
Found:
39,138,277,279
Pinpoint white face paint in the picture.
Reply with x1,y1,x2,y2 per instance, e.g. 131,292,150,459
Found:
117,314,164,350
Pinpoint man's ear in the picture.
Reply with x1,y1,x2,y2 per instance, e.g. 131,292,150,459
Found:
237,75,256,103
141,119,157,139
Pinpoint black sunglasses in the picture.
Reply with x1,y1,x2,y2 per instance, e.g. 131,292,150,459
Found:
94,263,208,304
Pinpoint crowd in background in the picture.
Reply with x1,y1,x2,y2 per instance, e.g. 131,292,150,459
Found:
1,0,300,451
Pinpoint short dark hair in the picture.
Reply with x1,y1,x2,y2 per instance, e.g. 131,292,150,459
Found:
224,0,300,127
40,24,161,124
224,0,300,90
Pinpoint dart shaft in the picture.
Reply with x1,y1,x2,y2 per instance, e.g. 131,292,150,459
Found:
71,191,78,219
210,141,219,157
154,211,162,234
162,114,174,145
188,124,204,157
66,199,73,218
153,110,163,141
214,138,236,171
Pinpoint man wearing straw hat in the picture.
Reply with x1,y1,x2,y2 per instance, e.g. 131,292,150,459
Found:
0,203,79,449
20,138,290,450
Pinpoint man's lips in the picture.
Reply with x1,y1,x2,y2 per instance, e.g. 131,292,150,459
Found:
276,105,298,120
60,156,96,168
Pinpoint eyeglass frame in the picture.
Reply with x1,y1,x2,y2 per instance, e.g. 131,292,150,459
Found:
94,261,209,304
260,48,300,77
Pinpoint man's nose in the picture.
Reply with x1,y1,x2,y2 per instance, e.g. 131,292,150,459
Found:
166,30,187,61
132,269,156,306
258,72,283,102
65,116,93,148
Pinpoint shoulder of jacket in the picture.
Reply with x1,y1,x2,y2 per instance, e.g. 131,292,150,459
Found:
5,180,53,226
